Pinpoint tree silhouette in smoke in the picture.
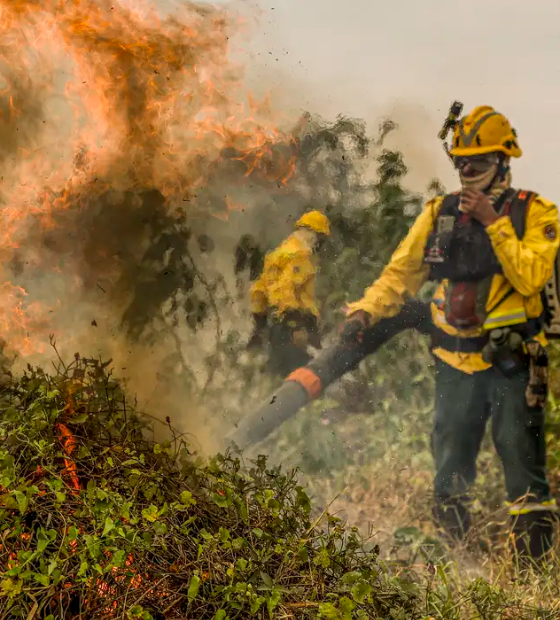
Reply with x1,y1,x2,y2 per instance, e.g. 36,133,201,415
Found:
109,115,421,343
0,0,429,363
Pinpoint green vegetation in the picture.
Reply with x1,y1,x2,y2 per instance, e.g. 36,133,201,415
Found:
1,355,560,619
0,356,429,619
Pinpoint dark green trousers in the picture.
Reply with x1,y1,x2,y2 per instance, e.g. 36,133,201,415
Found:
432,357,551,534
267,321,312,378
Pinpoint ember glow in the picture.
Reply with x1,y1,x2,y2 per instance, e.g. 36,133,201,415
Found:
0,0,297,358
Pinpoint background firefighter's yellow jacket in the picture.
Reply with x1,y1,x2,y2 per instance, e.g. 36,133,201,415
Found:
345,193,560,373
250,231,319,320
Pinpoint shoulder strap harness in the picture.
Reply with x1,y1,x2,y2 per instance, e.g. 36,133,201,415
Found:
430,188,541,353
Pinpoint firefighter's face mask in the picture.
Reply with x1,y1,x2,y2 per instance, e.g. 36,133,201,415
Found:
453,153,500,191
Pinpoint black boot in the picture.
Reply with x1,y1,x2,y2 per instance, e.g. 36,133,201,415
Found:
510,511,556,565
432,496,471,544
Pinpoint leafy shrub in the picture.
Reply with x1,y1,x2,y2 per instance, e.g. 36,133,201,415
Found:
0,355,431,619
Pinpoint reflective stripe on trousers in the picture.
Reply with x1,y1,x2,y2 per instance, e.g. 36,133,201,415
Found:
507,498,557,516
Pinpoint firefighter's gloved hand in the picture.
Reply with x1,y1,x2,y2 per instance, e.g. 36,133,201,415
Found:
339,310,371,345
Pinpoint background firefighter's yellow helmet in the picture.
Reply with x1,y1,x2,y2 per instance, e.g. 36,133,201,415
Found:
450,105,522,158
295,210,331,236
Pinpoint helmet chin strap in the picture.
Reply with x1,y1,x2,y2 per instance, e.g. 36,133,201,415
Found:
494,154,511,185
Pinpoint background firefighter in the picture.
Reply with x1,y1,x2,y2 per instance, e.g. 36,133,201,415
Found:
248,210,330,377
341,105,560,564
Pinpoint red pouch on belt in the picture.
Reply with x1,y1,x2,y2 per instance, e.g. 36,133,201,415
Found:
444,281,486,329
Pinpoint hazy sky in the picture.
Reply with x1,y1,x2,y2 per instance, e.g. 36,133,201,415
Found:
225,0,560,200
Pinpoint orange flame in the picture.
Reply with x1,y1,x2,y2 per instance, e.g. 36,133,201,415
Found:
0,0,298,358
55,422,81,492
0,283,52,356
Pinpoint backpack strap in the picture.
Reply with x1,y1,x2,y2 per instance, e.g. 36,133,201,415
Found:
499,189,548,325
503,189,536,240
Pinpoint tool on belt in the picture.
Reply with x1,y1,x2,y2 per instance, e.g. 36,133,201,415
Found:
480,325,549,407
525,340,548,409
481,327,525,378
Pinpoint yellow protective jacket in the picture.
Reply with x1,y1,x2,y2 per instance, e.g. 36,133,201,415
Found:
250,231,319,320
345,192,560,373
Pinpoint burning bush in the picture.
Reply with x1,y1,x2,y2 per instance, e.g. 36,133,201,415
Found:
0,353,436,619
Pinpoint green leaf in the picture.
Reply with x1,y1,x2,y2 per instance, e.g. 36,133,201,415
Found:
218,527,230,543
341,571,361,585
153,521,168,536
71,413,88,424
187,573,200,601
238,501,249,523
34,572,50,587
180,490,196,507
13,490,28,515
267,498,280,512
68,526,79,542
314,547,331,568
296,487,311,514
84,534,100,560
338,596,355,619
266,588,282,617
37,529,50,553
235,558,247,571
102,516,115,536
318,602,339,619
250,597,264,614
260,572,273,588
120,502,132,520
213,492,228,508
36,528,56,553
1,577,22,598
77,561,88,577
112,550,126,568
141,505,159,522
213,611,227,620
351,581,372,603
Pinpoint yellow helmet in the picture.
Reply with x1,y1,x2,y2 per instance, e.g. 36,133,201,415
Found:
449,105,522,158
295,210,330,236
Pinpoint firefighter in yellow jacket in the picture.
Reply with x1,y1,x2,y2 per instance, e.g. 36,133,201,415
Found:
342,105,559,561
248,210,330,376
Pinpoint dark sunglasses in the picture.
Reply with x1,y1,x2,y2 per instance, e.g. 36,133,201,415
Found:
453,153,499,173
